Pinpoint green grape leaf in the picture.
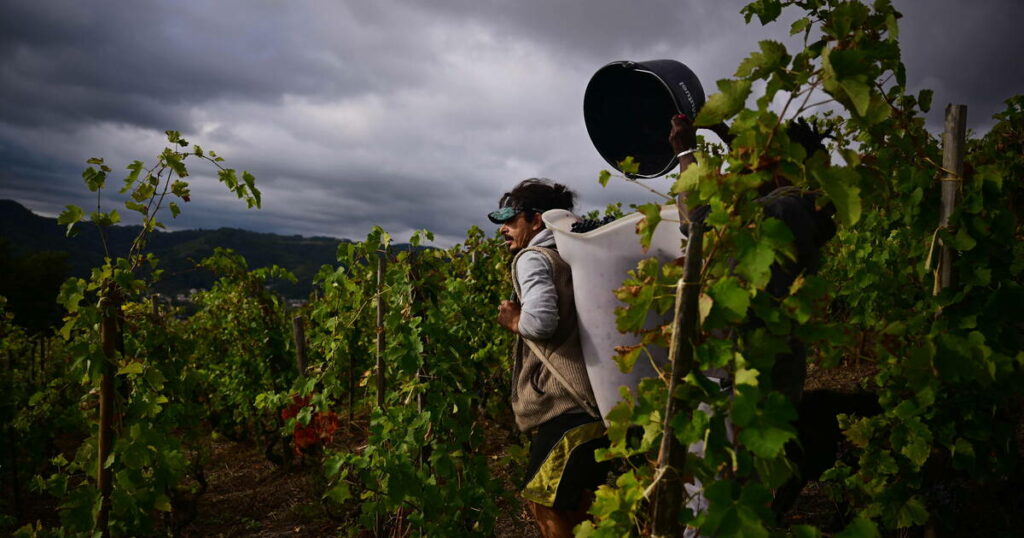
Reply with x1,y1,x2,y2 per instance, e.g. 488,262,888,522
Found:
835,517,880,538
132,182,156,203
618,156,640,176
171,180,191,200
816,166,862,226
792,525,822,538
840,78,871,116
827,49,870,80
707,276,751,324
242,171,261,207
634,203,662,250
610,344,643,373
325,482,351,504
219,168,238,189
695,79,752,126
885,12,900,41
57,205,84,237
790,17,811,35
824,2,869,39
154,494,172,512
82,166,106,192
89,211,116,227
121,160,145,193
671,159,707,195
949,227,977,251
58,278,86,314
844,417,876,448
124,200,148,215
736,233,775,289
735,40,788,79
164,151,188,178
895,496,929,528
615,285,655,333
741,0,783,24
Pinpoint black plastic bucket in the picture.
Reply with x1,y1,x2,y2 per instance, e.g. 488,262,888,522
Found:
584,60,705,178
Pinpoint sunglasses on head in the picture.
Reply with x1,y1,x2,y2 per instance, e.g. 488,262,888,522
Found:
488,206,541,224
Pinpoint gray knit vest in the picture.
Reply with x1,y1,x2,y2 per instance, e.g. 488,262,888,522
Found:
510,246,599,433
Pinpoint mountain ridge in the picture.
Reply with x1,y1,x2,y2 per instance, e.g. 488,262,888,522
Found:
0,199,418,302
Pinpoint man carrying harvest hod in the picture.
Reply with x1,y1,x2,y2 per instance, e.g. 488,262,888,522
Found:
490,179,611,538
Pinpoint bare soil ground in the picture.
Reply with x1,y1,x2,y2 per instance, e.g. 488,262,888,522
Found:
23,357,1019,537
179,416,541,537
143,360,890,536
176,360,875,537
178,437,335,538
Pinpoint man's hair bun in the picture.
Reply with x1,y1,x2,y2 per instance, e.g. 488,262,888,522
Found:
498,178,577,214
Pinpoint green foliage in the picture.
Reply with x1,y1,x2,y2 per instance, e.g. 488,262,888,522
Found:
588,0,1023,535
187,248,297,436
12,134,262,536
8,3,1022,536
309,226,512,535
0,240,71,332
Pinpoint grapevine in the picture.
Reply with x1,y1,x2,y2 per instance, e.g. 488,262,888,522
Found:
3,1,1022,536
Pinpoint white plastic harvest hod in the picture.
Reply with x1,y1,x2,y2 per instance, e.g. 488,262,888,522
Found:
542,205,687,423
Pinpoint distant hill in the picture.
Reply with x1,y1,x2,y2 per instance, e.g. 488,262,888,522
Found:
0,199,399,302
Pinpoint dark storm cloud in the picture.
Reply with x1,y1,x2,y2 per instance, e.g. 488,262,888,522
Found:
1,0,1019,248
0,0,391,130
896,0,1024,128
396,0,748,61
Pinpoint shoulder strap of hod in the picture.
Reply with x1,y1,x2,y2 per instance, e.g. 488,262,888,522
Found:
520,337,599,418
512,247,600,418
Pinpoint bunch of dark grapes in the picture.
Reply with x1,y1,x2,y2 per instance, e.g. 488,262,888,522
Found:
570,215,618,233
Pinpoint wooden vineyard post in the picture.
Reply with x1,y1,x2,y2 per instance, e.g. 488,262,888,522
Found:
408,252,431,465
96,284,121,537
150,293,160,321
7,423,21,519
6,344,22,518
348,332,356,426
651,207,705,538
40,336,46,376
934,104,968,295
409,251,428,414
375,252,387,409
27,338,34,385
924,104,967,538
292,315,307,375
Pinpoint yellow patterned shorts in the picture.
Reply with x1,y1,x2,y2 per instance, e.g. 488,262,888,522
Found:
521,413,611,510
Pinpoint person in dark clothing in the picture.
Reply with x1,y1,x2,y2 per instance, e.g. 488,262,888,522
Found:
670,114,850,520
669,114,837,402
771,389,882,521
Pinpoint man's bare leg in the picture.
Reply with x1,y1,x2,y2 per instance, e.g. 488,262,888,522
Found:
528,501,574,538
527,491,595,538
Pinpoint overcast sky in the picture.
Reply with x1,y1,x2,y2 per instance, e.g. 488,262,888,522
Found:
2,0,1020,247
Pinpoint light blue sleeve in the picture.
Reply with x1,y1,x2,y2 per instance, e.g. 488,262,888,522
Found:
515,250,559,341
